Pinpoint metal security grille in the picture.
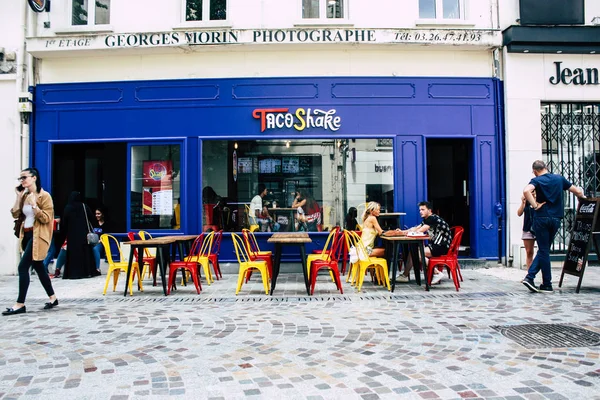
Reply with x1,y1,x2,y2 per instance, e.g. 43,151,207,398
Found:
541,103,600,252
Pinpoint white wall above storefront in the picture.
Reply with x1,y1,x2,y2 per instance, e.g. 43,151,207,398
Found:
37,47,496,84
504,52,600,259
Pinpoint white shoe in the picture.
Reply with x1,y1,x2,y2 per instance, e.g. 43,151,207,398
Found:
431,273,444,285
396,274,409,283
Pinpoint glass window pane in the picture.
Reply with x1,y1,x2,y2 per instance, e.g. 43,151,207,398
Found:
443,0,460,19
72,0,88,25
201,139,394,232
419,0,436,18
210,0,226,20
130,145,181,230
95,0,110,24
302,0,319,18
186,0,203,21
326,0,343,19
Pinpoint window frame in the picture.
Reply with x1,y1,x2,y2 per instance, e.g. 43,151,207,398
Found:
416,0,474,27
298,0,350,24
54,0,113,34
127,140,185,233
178,0,230,28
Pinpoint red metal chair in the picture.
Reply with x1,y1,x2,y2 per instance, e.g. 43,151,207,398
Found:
167,234,204,295
426,226,464,291
203,203,220,232
309,228,344,295
127,231,157,284
207,230,223,279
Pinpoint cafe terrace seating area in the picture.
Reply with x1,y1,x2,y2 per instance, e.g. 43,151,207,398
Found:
99,227,464,297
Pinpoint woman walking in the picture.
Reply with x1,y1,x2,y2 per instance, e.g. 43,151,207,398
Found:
3,168,58,316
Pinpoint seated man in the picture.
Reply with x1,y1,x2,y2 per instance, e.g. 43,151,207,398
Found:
397,201,452,284
258,206,280,232
249,183,280,232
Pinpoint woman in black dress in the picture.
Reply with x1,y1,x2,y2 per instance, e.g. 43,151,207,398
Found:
60,191,101,279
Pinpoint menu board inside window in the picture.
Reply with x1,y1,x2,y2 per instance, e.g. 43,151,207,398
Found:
282,157,299,174
238,157,253,174
259,158,282,174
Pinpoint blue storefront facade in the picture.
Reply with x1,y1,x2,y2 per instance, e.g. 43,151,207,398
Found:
33,76,504,262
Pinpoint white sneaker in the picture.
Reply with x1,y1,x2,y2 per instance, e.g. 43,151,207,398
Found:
431,273,444,285
396,274,409,283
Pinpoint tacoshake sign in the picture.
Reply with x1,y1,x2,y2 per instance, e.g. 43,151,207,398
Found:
253,108,341,132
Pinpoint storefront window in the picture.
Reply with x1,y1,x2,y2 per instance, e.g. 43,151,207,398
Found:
130,144,181,230
201,139,394,232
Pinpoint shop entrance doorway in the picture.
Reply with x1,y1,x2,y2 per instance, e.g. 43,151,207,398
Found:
426,139,471,255
52,143,127,232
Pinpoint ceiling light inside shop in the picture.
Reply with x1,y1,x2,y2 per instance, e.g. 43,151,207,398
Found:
234,142,238,149
286,141,290,148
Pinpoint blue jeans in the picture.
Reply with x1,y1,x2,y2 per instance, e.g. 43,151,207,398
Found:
54,248,66,272
526,217,561,286
93,242,104,269
42,236,59,273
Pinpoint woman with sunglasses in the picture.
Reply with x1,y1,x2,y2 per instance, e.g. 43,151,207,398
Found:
3,168,58,316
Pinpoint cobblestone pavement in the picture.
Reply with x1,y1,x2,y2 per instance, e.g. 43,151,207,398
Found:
0,263,598,400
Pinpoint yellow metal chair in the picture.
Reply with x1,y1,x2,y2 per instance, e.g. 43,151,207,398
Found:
231,233,270,295
345,230,390,292
100,234,143,296
244,204,260,232
184,231,215,285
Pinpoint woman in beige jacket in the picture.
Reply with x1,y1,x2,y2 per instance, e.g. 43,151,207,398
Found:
3,168,58,316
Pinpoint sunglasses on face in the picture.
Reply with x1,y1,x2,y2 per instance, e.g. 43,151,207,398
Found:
18,175,32,181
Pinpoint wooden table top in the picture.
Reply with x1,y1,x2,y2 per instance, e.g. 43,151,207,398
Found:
268,232,312,243
380,235,430,241
160,235,199,241
124,238,176,245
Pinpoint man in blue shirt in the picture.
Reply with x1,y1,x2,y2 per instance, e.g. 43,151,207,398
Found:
522,160,585,293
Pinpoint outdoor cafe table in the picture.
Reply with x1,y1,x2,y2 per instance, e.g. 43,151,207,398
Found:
267,232,312,296
161,234,199,261
123,237,176,297
160,234,200,286
381,234,430,292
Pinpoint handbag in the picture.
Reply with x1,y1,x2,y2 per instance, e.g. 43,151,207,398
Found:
13,194,27,238
83,204,100,245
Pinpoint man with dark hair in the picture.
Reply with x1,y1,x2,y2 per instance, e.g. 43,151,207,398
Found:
522,160,585,293
397,201,452,284
249,183,279,232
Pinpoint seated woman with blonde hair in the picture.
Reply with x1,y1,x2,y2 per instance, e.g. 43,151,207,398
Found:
360,201,386,258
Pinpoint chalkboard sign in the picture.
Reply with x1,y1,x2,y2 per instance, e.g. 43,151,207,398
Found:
559,198,600,293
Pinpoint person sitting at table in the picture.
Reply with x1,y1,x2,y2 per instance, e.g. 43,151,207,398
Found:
250,183,271,231
344,207,359,231
396,201,452,284
258,206,280,232
292,189,321,232
360,201,387,258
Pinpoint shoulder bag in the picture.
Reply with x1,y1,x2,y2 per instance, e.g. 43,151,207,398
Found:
13,194,27,238
83,204,100,245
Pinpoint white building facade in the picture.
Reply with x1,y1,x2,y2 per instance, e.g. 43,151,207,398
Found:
0,0,505,274
501,0,600,268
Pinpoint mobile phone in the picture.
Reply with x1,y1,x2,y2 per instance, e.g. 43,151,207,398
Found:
16,185,24,192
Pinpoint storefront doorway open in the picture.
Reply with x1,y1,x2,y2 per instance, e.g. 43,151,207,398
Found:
52,142,127,232
426,139,472,255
